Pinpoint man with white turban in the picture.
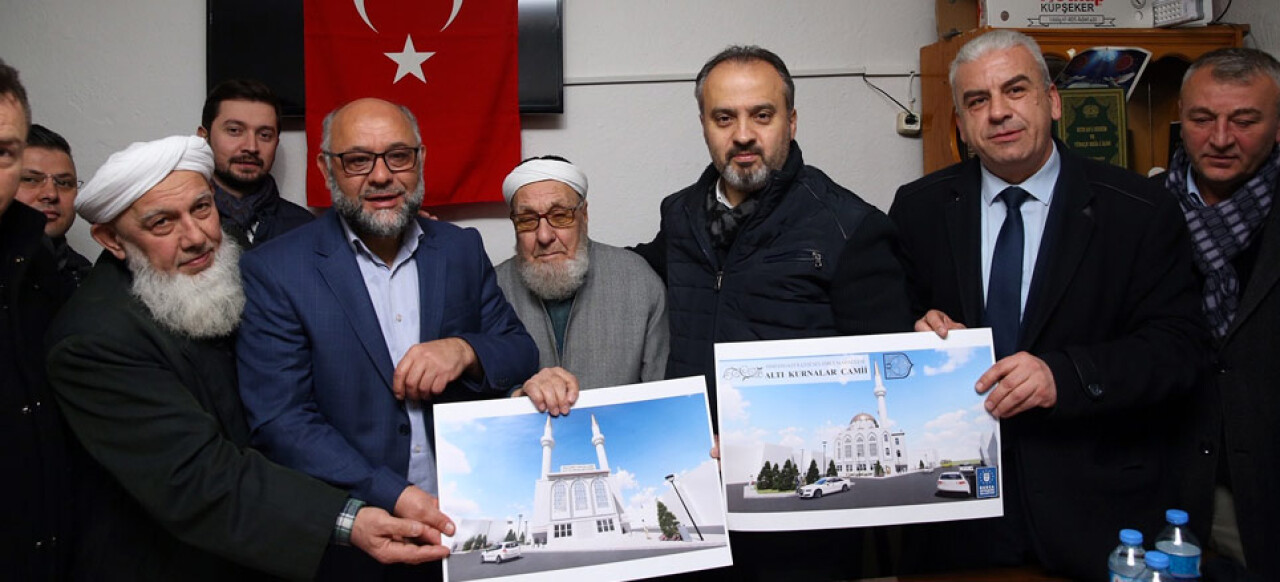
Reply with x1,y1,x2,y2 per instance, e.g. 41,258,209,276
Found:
495,155,668,415
44,135,456,581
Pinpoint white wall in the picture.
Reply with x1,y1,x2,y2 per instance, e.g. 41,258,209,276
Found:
2,1,1276,263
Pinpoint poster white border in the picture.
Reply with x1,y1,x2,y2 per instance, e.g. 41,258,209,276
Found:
715,329,1004,532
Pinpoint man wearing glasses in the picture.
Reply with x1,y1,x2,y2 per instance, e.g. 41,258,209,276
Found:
236,97,537,580
15,124,91,286
494,156,668,417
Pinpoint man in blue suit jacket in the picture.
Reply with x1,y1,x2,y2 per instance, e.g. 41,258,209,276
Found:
237,98,537,580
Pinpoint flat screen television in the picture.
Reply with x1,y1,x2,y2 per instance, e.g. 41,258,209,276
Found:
206,0,564,116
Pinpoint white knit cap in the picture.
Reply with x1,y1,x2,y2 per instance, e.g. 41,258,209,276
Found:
500,158,588,205
76,135,214,224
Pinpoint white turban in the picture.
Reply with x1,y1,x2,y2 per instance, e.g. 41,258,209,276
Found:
501,158,588,206
77,135,214,224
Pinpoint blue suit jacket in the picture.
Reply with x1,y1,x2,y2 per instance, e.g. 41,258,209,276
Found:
236,211,537,511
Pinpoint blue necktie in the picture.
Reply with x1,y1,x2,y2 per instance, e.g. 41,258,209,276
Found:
985,186,1029,360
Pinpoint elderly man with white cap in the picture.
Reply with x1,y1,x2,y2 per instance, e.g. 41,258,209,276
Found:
495,155,669,415
44,135,455,581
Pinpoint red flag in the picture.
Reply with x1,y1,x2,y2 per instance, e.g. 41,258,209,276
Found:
305,0,520,207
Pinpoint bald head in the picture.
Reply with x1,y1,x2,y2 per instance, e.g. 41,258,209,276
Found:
320,98,421,152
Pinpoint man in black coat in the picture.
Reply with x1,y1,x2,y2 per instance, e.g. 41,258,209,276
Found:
1160,47,1280,581
46,134,454,580
633,45,913,581
891,30,1206,580
0,58,76,582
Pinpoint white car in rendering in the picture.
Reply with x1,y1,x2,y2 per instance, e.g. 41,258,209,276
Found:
935,471,971,496
796,476,850,498
480,541,522,564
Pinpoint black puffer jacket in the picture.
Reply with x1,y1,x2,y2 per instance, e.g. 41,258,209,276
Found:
635,142,913,424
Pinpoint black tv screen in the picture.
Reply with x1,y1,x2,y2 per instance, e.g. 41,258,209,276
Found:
206,0,564,116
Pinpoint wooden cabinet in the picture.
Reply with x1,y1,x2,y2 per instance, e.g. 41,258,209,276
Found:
920,25,1248,175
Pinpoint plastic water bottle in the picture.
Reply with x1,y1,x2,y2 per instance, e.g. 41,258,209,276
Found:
1109,528,1147,582
1155,509,1201,579
1136,551,1172,582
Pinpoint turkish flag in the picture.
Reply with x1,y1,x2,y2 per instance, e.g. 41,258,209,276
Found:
304,0,520,207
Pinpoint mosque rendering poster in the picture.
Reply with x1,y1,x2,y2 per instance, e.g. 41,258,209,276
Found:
433,377,732,582
715,329,1003,531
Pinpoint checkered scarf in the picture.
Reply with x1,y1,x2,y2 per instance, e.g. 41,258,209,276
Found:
1165,146,1279,339
705,183,760,251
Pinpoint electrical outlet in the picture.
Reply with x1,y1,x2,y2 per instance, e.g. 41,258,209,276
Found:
897,111,921,137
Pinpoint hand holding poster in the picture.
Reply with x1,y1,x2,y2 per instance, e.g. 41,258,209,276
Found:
715,329,1002,531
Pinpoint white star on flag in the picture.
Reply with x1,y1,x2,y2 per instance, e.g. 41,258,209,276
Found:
385,35,434,84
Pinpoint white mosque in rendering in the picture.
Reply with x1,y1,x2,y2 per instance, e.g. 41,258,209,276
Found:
530,415,630,546
831,363,910,476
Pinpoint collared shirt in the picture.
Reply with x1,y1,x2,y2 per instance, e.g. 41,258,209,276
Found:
1184,163,1210,207
714,179,733,209
339,217,437,494
979,147,1061,314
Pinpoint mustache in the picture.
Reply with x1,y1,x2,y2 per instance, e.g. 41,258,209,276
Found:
230,154,263,166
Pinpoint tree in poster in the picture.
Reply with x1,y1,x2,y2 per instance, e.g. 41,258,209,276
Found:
874,460,884,477
756,461,775,490
657,500,681,539
806,459,820,484
826,460,837,477
504,529,516,542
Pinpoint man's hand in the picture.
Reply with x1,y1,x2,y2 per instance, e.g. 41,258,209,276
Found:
350,506,450,564
710,434,720,460
393,485,455,541
974,352,1057,419
516,367,579,416
393,338,479,401
914,309,966,339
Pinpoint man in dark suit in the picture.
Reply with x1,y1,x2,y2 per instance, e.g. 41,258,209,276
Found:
46,134,454,581
890,30,1206,580
236,98,538,580
0,57,76,582
1161,47,1280,581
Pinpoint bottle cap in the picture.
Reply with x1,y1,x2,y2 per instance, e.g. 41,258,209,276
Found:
1165,509,1189,525
1145,551,1170,569
1120,528,1143,545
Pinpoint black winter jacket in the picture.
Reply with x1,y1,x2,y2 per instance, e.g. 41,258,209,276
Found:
634,142,913,424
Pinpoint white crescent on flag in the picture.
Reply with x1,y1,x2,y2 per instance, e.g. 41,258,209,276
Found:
354,0,377,32
442,0,464,31
353,0,465,33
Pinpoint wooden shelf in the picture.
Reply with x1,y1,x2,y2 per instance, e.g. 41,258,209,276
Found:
920,25,1248,175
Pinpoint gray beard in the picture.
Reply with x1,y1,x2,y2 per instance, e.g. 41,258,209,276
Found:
721,163,771,195
123,236,246,339
516,238,590,302
328,170,425,239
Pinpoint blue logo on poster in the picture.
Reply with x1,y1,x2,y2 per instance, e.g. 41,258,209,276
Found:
975,467,998,498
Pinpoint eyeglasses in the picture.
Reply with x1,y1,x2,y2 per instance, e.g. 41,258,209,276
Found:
510,200,584,233
322,146,421,176
19,172,82,194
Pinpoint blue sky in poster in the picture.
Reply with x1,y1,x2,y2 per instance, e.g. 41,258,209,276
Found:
436,394,713,523
718,345,996,466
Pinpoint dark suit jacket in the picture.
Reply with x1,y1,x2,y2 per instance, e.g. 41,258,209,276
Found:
890,146,1207,580
1169,169,1280,579
236,212,537,513
45,253,347,581
1,203,74,580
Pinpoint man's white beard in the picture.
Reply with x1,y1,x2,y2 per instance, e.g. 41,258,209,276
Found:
516,239,590,302
123,237,246,339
